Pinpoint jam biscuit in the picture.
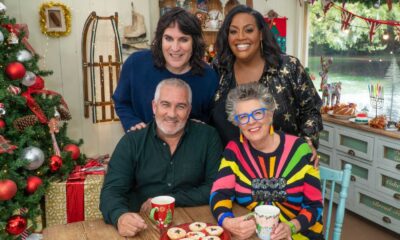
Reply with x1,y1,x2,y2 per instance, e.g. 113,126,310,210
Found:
186,231,206,239
205,226,224,236
188,222,207,232
167,227,186,239
202,237,221,240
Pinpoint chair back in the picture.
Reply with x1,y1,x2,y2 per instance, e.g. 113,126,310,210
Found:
319,164,352,240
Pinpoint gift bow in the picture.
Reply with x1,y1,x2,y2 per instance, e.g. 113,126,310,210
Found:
67,160,105,181
2,23,35,53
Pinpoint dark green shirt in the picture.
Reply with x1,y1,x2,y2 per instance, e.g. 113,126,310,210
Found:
100,120,223,226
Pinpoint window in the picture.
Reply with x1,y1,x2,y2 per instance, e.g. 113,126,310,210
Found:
307,2,400,121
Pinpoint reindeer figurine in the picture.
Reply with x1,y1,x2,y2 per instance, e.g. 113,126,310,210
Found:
319,56,341,106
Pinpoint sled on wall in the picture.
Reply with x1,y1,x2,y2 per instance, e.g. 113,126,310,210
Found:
81,11,122,123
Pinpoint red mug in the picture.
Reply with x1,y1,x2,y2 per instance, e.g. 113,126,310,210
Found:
149,196,175,228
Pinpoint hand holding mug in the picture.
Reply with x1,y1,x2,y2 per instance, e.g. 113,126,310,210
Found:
254,205,280,240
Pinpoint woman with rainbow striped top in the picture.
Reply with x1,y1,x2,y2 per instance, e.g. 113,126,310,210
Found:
209,83,324,240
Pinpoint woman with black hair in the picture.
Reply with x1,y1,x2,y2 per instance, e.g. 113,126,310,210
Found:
210,5,322,165
113,7,218,132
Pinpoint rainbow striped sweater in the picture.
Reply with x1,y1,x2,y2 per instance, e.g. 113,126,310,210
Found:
210,132,324,240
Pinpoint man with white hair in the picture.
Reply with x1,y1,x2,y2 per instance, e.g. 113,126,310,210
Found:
100,78,222,237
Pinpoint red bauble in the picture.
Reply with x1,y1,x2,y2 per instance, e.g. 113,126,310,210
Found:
29,76,45,90
0,119,5,129
6,215,27,235
0,179,18,201
5,62,26,80
63,144,80,160
25,176,43,194
49,155,63,172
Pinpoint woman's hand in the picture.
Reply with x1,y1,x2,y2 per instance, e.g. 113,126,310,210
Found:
306,138,319,168
270,222,292,240
222,215,256,240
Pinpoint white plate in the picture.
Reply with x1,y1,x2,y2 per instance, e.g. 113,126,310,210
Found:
349,118,369,125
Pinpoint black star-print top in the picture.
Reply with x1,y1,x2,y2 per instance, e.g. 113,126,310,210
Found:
210,54,323,148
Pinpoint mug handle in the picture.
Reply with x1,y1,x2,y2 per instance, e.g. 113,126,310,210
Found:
149,207,159,223
244,212,255,220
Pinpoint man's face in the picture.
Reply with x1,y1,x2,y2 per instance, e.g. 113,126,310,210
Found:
152,85,191,138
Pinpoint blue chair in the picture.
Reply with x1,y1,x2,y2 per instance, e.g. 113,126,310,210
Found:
319,164,352,240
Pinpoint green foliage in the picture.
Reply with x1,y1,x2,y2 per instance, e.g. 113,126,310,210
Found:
309,2,400,53
0,12,84,239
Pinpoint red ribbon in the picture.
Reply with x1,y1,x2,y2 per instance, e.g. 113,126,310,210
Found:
66,160,104,223
21,89,69,124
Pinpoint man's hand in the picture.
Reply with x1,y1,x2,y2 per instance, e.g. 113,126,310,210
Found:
306,139,319,168
222,215,256,240
117,212,147,237
129,122,147,132
140,198,152,213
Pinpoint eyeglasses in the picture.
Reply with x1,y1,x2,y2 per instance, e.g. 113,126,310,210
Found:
234,108,267,125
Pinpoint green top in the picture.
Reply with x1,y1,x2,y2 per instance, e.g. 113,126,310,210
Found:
100,120,223,226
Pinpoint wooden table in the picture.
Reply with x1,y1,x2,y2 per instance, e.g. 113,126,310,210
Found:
43,205,259,240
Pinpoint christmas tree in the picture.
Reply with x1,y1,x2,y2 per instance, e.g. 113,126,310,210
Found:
384,56,400,121
0,4,84,239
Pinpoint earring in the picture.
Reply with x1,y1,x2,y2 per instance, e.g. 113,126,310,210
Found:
269,125,274,136
240,130,244,142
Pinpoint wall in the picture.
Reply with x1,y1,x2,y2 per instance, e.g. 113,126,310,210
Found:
3,0,306,156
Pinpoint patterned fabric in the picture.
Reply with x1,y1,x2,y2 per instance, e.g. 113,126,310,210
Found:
211,54,323,148
210,132,324,240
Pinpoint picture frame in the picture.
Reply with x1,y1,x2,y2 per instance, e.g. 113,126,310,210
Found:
39,2,71,37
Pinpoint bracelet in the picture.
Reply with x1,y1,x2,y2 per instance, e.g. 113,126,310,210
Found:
286,221,296,235
217,212,234,226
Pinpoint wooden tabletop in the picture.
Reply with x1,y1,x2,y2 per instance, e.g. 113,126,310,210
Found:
322,114,400,140
42,205,259,240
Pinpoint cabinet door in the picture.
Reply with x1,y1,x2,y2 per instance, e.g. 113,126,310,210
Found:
320,124,334,148
317,146,334,168
353,187,400,234
376,138,400,172
337,153,374,188
335,128,374,161
375,168,400,204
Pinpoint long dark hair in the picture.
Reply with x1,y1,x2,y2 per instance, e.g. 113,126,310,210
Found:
215,5,282,71
151,7,205,75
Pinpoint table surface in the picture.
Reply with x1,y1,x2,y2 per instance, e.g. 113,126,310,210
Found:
42,205,259,240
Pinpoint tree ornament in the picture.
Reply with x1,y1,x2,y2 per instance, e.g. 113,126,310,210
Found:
0,30,4,43
63,144,80,160
21,71,37,86
0,179,18,200
49,155,63,172
0,119,5,129
0,135,17,154
0,3,6,14
7,31,18,44
7,85,22,95
25,176,43,194
16,49,33,62
5,62,26,80
22,146,45,170
29,76,45,90
0,102,6,116
13,115,38,131
6,215,27,235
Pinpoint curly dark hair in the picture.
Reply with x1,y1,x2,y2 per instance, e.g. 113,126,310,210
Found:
151,7,206,75
215,5,282,71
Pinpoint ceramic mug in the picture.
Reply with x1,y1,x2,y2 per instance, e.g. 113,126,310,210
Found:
254,205,280,240
149,196,175,229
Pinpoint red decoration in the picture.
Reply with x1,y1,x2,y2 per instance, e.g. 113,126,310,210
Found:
0,135,18,154
25,176,43,194
29,76,45,90
340,11,355,31
2,23,35,53
49,155,63,172
0,119,5,129
0,179,18,201
5,62,26,80
6,215,27,235
64,144,80,160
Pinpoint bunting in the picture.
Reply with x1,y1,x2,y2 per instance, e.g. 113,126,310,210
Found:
340,10,355,30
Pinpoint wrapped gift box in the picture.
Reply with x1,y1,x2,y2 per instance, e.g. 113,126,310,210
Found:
45,166,104,227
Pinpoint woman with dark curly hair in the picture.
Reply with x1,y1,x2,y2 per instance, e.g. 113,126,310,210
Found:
113,7,218,132
210,5,323,166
